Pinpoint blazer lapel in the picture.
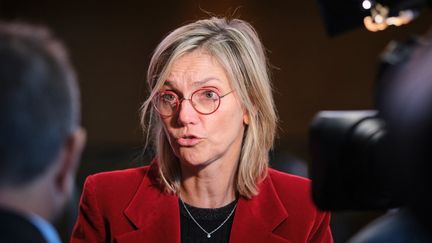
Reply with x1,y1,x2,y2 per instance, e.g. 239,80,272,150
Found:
117,163,181,243
113,163,290,243
230,176,291,243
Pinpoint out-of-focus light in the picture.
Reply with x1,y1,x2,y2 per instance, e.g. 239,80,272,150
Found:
364,16,387,32
386,17,404,26
362,0,372,10
374,14,384,23
364,9,417,32
386,10,417,26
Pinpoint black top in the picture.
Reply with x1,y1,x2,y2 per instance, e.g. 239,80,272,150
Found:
179,199,237,243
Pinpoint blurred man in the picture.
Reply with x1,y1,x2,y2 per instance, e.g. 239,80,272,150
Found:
0,22,85,242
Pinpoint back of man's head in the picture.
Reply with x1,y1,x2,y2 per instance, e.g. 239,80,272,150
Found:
0,22,80,187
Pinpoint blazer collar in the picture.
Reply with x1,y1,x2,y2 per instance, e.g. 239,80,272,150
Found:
118,163,289,243
230,175,290,242
119,162,181,243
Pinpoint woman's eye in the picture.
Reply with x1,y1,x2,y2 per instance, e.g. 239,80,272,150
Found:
161,93,176,102
202,90,217,99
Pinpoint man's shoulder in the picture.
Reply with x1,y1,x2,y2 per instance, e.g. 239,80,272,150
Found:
0,209,47,243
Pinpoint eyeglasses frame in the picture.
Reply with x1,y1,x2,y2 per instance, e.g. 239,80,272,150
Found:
153,88,234,117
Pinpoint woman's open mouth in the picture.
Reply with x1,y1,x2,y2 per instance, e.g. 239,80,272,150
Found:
176,135,202,146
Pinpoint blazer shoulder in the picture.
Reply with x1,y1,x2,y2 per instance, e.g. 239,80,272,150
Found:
83,166,151,201
88,166,150,184
268,168,310,193
266,169,333,242
267,168,316,212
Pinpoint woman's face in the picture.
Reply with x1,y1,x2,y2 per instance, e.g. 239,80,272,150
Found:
158,50,248,169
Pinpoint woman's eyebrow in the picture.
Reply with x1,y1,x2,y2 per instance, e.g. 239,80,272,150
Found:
192,77,220,87
162,81,174,88
164,77,221,88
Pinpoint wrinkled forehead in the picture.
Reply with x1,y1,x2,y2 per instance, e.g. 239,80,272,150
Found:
161,50,235,88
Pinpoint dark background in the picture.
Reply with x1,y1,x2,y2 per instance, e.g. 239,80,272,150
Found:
1,0,431,242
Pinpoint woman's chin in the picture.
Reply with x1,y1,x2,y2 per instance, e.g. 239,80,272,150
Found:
177,153,211,169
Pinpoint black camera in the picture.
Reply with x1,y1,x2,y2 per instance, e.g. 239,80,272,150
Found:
309,110,394,210
308,29,432,209
309,26,432,243
311,0,432,241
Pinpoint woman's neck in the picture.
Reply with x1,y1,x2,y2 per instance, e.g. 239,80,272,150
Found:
179,158,237,208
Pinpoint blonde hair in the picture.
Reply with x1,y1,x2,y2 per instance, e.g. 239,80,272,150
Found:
140,17,277,198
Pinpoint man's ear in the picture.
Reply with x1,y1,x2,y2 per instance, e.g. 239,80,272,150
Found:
55,127,86,195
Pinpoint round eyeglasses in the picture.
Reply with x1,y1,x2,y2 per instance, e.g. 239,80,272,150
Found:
153,88,234,117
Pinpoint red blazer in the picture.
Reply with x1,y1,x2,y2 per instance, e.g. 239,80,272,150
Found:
71,162,333,243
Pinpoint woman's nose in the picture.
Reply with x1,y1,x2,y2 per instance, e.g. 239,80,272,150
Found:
177,98,199,125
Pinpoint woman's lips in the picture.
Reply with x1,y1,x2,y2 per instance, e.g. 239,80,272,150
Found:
176,136,202,146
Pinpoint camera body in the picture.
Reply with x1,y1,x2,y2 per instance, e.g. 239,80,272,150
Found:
309,33,432,220
308,109,419,211
310,110,392,210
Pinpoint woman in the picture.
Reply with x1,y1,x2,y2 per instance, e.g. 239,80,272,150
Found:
71,17,333,243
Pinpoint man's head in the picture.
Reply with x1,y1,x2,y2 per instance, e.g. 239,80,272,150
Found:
0,22,85,220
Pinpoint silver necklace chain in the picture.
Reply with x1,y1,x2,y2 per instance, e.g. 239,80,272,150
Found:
180,198,237,239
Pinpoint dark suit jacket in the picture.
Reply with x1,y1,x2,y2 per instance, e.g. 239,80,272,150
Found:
0,208,48,243
71,161,332,243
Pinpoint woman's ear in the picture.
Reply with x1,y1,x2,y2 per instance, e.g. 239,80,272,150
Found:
243,109,250,125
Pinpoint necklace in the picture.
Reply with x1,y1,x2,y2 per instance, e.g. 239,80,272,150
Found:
180,198,237,239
